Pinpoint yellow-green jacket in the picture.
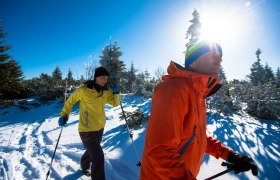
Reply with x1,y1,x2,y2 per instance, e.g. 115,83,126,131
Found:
61,84,120,132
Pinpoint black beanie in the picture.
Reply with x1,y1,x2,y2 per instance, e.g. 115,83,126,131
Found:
94,67,109,79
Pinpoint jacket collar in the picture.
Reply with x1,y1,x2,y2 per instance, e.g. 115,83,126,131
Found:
162,61,221,97
84,80,108,93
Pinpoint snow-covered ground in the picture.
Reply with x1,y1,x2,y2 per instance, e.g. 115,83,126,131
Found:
0,94,279,179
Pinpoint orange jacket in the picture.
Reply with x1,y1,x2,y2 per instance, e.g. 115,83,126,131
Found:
140,61,233,179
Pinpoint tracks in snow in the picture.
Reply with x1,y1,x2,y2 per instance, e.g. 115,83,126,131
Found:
0,111,136,180
0,120,87,179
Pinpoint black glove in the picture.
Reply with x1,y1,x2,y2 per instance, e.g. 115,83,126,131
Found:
112,84,120,94
58,116,68,126
227,152,258,176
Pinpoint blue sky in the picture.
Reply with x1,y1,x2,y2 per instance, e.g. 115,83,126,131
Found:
1,0,279,80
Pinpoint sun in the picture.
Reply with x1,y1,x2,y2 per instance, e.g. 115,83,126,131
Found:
199,7,248,45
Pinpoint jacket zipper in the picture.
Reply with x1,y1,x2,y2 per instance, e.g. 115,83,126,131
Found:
180,125,197,157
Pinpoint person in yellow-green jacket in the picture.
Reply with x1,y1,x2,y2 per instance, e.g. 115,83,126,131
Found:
58,66,120,180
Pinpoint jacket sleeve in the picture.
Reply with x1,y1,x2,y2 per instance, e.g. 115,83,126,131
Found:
205,136,233,160
106,90,120,107
143,84,196,179
60,87,81,117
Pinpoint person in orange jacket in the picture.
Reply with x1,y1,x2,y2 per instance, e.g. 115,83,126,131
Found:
140,41,258,179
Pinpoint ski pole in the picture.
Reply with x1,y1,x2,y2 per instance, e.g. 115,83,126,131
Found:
204,168,232,180
120,101,142,167
46,126,64,179
46,81,68,180
205,162,235,180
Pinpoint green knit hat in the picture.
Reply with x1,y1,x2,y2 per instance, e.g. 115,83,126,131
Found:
185,41,223,67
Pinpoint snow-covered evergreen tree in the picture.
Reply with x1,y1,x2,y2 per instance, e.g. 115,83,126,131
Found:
229,79,279,120
248,48,266,85
99,41,126,86
124,61,137,93
119,108,148,128
144,68,151,81
241,48,280,119
206,65,237,115
133,70,158,98
276,67,280,82
246,82,279,120
219,66,227,84
185,9,201,47
207,83,235,115
228,80,250,111
264,63,275,81
135,73,145,96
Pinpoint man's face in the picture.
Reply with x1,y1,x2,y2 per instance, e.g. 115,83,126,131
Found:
95,76,108,87
189,51,222,78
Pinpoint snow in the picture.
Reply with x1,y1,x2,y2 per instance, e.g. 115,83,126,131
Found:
0,94,279,179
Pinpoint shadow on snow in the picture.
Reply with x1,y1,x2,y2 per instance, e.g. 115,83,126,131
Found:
203,112,280,180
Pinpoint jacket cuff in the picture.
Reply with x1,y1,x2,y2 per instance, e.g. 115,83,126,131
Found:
221,147,234,160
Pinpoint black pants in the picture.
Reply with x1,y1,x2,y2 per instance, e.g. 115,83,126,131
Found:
79,129,105,180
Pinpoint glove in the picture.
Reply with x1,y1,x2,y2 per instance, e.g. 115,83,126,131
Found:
58,116,68,126
112,84,120,94
227,152,258,176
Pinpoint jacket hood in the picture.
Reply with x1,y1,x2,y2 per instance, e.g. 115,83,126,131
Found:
162,61,222,97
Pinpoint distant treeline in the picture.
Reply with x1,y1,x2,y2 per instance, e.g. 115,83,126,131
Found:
1,18,279,120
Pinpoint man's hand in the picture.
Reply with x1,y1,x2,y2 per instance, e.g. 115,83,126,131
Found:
227,152,258,176
112,84,120,94
58,116,68,126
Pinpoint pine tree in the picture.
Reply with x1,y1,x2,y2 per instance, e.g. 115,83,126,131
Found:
135,73,146,96
40,73,52,87
219,66,227,83
23,77,39,98
52,66,62,88
99,41,126,86
185,9,201,47
229,80,253,111
230,75,280,120
38,72,63,101
247,48,266,85
25,73,53,101
276,67,280,82
144,68,151,81
246,81,280,120
264,63,275,81
66,68,75,86
0,21,24,99
126,61,137,93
